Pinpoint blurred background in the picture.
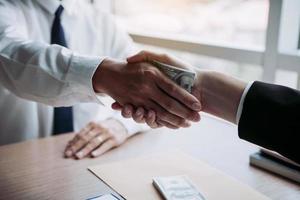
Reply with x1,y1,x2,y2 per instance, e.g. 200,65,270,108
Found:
96,0,300,88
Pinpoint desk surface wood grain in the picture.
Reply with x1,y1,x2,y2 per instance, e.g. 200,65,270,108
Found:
0,115,299,200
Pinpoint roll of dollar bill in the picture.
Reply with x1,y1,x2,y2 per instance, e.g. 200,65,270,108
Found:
151,60,196,93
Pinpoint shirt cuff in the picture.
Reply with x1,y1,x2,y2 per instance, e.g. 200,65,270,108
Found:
236,81,254,124
66,53,106,105
114,113,150,136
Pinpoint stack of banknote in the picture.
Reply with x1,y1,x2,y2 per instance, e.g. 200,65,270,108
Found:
151,60,196,93
153,175,206,200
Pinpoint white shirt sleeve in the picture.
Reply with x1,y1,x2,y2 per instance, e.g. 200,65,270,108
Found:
236,81,254,124
114,113,150,136
0,2,103,107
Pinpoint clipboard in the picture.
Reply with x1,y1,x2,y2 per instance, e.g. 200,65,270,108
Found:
89,151,270,200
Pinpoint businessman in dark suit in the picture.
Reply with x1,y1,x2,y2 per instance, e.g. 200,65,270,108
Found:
112,51,300,164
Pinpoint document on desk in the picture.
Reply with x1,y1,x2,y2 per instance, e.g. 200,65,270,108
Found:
88,151,270,200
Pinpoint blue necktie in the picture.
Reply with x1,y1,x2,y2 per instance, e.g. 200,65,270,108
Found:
51,5,74,134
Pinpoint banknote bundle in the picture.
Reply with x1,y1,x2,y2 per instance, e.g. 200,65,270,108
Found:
151,60,196,93
153,175,205,200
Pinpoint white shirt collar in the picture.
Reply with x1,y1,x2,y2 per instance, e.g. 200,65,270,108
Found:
36,0,78,16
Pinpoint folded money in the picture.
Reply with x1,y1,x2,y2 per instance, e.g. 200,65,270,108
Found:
153,175,206,200
151,60,196,93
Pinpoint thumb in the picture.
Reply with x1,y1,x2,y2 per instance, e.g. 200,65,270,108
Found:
127,50,166,63
127,51,148,63
127,50,192,70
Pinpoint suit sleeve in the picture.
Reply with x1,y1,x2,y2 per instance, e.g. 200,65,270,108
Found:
238,81,300,163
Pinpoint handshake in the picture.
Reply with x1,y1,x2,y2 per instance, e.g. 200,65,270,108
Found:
65,51,248,159
93,50,246,128
68,51,299,163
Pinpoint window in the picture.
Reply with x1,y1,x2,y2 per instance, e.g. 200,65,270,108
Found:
109,0,300,88
113,0,268,49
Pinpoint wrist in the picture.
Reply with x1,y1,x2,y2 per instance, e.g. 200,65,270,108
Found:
92,58,124,93
102,118,129,137
191,70,210,112
193,70,247,123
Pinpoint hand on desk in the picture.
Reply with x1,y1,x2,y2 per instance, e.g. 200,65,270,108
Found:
64,119,129,159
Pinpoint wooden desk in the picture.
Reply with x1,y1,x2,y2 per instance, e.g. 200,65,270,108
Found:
0,115,299,200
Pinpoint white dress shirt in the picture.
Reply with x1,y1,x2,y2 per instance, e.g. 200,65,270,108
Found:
0,0,147,145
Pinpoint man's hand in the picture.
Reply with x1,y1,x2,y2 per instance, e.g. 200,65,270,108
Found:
112,50,247,125
92,58,201,128
111,51,200,129
64,119,129,159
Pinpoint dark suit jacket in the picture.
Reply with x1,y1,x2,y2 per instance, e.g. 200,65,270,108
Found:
238,81,300,164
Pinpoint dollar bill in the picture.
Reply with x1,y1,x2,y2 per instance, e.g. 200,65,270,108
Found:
153,175,206,200
151,60,196,93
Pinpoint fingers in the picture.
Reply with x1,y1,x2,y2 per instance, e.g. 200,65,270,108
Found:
114,102,192,129
156,119,180,129
157,76,202,114
134,108,160,128
113,103,139,121
126,106,159,128
113,103,149,126
151,86,200,122
146,110,155,123
121,104,134,118
145,110,159,128
132,107,146,123
75,133,111,159
64,122,95,157
120,105,190,129
124,106,179,129
145,100,189,127
111,102,123,110
91,139,117,157
117,104,146,124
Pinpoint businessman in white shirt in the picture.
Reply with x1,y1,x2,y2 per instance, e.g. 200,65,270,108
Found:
0,0,201,159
